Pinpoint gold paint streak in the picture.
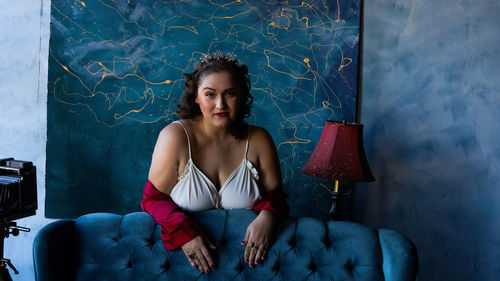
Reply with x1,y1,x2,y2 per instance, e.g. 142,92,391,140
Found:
320,183,334,194
50,47,93,97
263,50,312,80
212,6,254,19
51,4,105,42
114,94,154,120
208,0,245,8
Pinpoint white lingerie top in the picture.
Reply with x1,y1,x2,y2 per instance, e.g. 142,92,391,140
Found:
169,121,261,212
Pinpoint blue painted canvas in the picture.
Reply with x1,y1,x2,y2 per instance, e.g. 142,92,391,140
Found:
46,0,361,218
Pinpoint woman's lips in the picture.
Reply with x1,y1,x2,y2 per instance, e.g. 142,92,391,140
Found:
215,112,228,117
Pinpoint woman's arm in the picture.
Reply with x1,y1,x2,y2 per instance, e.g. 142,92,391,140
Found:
141,180,200,249
251,128,289,218
244,126,289,267
148,123,186,195
143,123,200,249
143,123,215,273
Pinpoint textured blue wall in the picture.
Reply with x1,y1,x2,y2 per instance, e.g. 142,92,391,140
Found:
355,0,500,280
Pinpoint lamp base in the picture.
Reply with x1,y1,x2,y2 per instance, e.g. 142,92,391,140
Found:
329,191,340,220
328,180,341,220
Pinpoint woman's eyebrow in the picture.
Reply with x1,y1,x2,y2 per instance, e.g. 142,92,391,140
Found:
224,88,238,93
202,87,238,92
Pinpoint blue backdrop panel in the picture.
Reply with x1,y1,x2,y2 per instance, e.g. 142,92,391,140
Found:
46,0,361,218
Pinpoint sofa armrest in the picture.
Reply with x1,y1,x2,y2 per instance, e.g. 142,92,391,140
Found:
33,219,76,281
378,229,419,281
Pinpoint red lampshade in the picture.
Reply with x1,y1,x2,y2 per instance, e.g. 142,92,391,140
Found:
301,120,375,182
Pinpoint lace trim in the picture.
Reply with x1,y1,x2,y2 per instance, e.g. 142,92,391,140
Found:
177,160,192,181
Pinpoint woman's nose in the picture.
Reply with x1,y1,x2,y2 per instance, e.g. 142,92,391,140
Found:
216,96,226,109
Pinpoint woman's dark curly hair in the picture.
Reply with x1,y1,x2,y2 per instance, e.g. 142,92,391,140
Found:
176,52,253,139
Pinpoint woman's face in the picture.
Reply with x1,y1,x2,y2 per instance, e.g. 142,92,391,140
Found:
195,71,242,128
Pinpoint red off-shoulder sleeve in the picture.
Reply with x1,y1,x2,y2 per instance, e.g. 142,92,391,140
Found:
251,187,289,219
141,180,200,250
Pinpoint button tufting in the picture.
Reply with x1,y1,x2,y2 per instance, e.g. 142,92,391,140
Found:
344,260,354,272
163,261,171,270
236,261,244,272
127,260,133,268
309,260,317,272
322,239,331,248
147,240,155,247
272,261,280,272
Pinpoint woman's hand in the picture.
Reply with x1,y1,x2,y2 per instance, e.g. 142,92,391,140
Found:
181,234,217,273
242,210,276,268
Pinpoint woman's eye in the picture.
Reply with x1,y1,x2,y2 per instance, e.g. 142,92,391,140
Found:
226,91,237,97
205,92,215,97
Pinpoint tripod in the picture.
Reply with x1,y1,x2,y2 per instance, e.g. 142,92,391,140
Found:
0,222,29,281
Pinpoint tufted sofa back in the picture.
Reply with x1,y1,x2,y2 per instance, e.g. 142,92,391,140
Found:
34,209,418,281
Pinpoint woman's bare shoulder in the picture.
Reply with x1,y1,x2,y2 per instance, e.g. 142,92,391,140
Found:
149,121,190,193
249,125,272,140
248,125,276,151
156,121,189,149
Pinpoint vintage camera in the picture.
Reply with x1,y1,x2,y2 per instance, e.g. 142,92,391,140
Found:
0,158,37,222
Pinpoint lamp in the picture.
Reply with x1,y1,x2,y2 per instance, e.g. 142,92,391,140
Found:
301,120,375,220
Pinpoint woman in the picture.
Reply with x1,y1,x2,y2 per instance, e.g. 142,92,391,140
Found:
141,52,288,274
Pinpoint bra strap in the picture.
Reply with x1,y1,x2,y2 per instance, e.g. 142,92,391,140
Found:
244,126,251,158
172,121,192,159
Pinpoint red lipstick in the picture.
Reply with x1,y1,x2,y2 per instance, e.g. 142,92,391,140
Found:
215,112,228,117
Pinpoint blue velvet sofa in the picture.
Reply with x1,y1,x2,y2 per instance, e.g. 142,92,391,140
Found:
33,209,418,281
